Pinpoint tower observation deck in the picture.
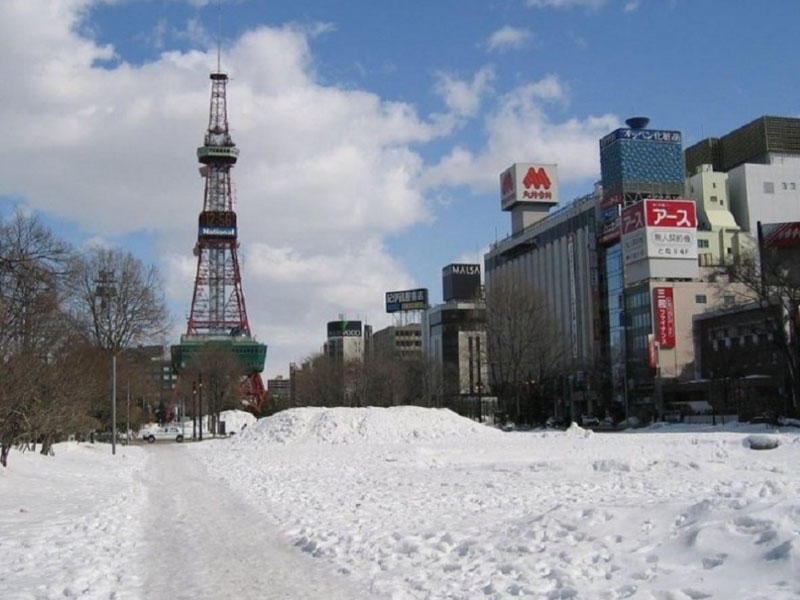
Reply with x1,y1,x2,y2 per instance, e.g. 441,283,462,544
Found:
171,71,267,412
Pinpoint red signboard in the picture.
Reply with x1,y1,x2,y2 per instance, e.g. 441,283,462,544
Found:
644,200,696,229
761,221,800,248
621,202,645,234
653,287,675,349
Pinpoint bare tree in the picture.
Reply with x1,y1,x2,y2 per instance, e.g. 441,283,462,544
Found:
65,247,169,444
176,344,242,435
0,212,72,466
68,248,169,353
485,270,568,424
293,353,344,407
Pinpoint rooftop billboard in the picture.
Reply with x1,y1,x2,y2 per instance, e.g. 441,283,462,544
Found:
386,288,429,313
327,320,363,338
499,163,559,211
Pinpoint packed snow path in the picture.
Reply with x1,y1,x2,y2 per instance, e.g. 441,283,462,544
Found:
138,444,375,599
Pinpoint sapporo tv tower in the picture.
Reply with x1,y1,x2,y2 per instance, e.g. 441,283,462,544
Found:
171,60,267,413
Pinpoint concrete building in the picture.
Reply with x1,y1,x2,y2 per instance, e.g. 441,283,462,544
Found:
485,186,601,392
324,319,369,363
372,324,423,360
693,302,788,419
267,375,292,404
685,115,800,237
423,264,488,405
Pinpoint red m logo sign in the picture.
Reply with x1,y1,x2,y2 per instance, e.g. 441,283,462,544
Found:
523,167,551,190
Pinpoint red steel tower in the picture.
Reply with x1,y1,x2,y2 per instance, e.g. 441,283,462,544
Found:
172,70,267,413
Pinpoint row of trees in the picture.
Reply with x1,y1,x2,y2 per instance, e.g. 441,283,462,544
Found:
290,352,443,410
0,212,169,466
287,270,573,425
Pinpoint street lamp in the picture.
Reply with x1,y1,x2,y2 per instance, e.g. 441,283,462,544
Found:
192,382,197,441
95,270,117,455
475,380,484,422
198,373,203,442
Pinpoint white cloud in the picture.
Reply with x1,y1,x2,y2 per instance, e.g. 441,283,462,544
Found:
487,26,532,53
433,67,495,119
423,75,619,192
525,0,606,8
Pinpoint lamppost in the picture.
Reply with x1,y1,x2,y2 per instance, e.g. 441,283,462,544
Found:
192,382,197,441
475,380,484,422
94,270,117,455
198,373,203,441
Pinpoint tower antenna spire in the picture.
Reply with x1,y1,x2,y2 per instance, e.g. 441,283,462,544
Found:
216,0,222,73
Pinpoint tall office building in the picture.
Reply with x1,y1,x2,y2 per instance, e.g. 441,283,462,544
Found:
485,164,601,418
423,264,487,402
597,117,688,411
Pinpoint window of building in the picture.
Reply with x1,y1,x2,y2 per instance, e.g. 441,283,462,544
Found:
764,181,775,194
724,295,735,307
792,182,797,190
695,294,707,304
710,195,717,203
698,239,709,248
712,182,716,189
783,182,788,190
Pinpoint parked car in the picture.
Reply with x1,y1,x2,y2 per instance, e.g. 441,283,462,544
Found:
140,425,185,443
581,415,600,427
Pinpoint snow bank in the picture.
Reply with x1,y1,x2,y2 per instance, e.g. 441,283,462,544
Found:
236,405,502,445
219,408,257,434
198,411,800,599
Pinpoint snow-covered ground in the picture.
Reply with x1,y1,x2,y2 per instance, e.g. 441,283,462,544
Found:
2,406,799,599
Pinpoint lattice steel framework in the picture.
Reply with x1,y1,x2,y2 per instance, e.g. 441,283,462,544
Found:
181,71,266,410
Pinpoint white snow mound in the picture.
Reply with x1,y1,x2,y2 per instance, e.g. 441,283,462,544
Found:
238,406,502,445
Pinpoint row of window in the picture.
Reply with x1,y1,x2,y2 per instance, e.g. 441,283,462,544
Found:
763,181,798,193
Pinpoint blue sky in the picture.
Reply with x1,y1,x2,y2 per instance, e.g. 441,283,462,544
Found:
2,0,799,376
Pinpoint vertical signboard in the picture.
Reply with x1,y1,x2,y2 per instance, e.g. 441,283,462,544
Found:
621,201,647,265
567,234,578,360
653,287,675,349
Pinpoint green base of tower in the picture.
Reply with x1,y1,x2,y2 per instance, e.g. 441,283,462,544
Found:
171,336,267,375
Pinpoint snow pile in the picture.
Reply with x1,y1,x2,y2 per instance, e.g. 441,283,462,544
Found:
236,405,502,445
219,408,256,434
199,411,800,599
